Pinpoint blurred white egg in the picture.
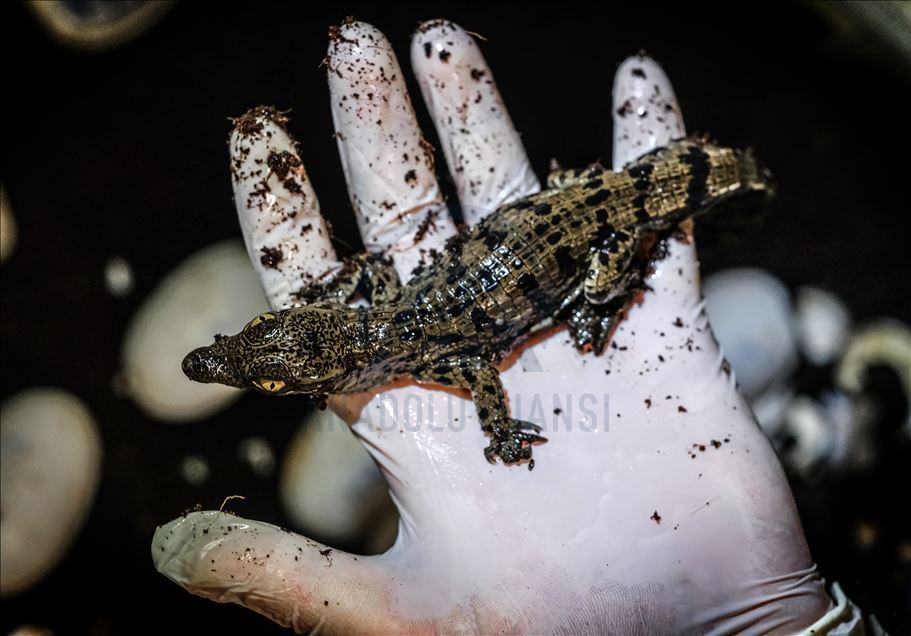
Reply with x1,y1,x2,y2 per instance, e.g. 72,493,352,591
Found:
703,268,798,399
1,388,102,596
178,454,210,486
836,319,911,396
836,318,911,432
795,286,851,366
27,0,174,50
121,240,269,422
7,626,54,636
1,185,17,264
750,385,794,437
823,390,877,471
104,256,134,297
236,436,275,478
281,410,395,548
779,396,834,476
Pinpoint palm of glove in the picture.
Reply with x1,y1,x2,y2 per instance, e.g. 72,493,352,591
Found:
154,19,828,634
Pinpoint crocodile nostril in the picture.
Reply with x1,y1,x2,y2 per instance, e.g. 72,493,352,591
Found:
182,348,212,382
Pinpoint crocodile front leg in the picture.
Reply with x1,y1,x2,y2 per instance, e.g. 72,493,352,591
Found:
299,252,402,304
415,357,547,466
354,253,402,304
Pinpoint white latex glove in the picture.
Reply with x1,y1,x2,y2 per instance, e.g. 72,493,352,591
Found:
153,20,832,634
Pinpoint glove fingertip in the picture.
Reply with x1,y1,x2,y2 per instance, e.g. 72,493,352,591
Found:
612,55,686,170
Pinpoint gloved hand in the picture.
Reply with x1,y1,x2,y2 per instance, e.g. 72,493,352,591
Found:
153,19,832,634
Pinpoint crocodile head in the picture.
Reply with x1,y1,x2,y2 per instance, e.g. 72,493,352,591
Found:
182,305,357,401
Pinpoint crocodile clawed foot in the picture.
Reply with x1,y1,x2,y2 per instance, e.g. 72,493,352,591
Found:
591,314,615,354
484,419,548,465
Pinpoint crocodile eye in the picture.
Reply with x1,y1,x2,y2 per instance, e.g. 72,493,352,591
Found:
246,312,277,330
255,378,285,393
242,312,282,346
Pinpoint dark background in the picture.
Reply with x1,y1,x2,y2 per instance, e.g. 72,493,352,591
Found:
2,1,909,633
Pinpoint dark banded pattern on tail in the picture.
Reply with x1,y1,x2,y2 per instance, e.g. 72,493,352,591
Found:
398,137,773,357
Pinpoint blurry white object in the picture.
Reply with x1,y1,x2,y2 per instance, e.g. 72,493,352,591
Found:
27,0,174,50
1,388,102,596
836,319,911,395
179,455,210,486
121,240,270,422
281,410,395,547
0,185,16,264
825,389,878,471
796,286,851,366
750,386,794,437
779,396,834,476
104,256,134,297
836,318,911,430
236,437,276,478
703,268,798,398
7,626,54,636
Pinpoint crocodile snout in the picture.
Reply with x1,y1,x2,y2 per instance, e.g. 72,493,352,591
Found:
182,347,218,383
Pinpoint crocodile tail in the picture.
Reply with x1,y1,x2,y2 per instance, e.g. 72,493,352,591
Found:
736,147,776,200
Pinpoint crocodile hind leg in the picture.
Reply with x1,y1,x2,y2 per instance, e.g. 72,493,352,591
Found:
546,161,605,190
556,277,631,352
415,357,547,465
584,229,639,304
564,297,622,353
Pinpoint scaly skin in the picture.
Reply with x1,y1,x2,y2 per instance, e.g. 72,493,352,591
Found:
183,137,772,465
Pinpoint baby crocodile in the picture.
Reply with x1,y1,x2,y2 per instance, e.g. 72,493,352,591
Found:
183,138,772,466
